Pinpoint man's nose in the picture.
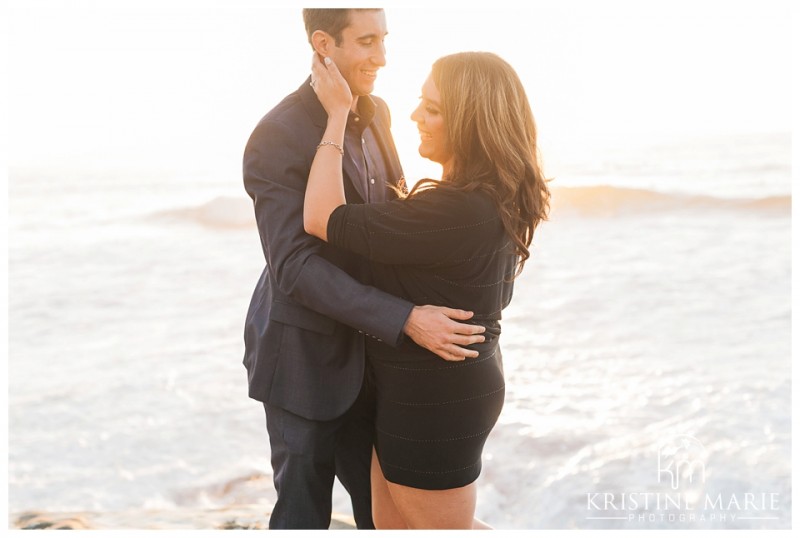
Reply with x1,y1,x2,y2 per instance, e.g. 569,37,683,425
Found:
372,41,386,67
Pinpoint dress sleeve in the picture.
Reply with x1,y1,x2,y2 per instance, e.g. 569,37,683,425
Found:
326,187,499,265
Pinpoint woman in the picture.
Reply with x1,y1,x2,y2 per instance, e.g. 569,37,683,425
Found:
304,51,549,529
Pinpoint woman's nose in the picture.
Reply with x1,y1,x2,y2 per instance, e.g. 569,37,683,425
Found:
410,102,423,124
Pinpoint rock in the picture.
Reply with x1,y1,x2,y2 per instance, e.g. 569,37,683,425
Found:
14,512,92,530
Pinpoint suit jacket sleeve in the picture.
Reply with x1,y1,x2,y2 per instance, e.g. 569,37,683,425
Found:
244,117,413,345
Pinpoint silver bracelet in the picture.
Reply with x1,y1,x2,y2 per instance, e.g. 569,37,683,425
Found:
316,140,344,155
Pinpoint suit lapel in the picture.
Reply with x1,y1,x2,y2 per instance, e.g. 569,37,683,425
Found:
369,106,405,197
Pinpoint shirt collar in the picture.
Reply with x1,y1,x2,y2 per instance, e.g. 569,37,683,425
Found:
349,96,376,133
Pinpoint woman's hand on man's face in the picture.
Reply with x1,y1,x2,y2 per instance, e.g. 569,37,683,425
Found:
311,54,353,117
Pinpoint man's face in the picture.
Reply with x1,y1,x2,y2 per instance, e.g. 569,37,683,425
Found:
327,10,387,97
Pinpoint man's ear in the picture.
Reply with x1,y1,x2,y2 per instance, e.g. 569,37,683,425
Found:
311,30,333,56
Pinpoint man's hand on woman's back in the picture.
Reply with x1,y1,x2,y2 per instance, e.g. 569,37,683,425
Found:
404,305,486,362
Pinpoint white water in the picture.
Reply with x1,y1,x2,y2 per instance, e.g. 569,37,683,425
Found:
7,131,791,529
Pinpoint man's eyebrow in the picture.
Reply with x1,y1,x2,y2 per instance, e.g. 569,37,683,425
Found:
356,31,388,40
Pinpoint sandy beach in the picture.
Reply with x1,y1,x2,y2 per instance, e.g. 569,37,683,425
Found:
11,507,356,530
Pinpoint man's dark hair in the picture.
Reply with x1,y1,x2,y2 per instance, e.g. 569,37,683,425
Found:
302,8,381,47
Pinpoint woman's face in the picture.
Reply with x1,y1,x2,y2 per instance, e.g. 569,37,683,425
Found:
411,75,452,169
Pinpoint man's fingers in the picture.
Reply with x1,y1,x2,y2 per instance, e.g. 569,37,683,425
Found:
439,350,465,362
434,343,480,362
440,308,474,321
448,319,486,335
447,344,479,360
450,333,486,346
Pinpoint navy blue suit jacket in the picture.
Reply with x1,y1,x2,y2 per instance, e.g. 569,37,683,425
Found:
243,78,412,420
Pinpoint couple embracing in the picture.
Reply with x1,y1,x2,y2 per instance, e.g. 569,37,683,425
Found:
242,8,549,530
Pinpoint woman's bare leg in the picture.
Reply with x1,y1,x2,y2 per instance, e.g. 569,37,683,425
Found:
384,478,478,529
370,450,407,529
371,451,492,529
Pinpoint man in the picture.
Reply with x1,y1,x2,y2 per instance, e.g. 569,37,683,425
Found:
242,8,485,529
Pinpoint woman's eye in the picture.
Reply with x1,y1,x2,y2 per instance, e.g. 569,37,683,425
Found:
426,107,439,115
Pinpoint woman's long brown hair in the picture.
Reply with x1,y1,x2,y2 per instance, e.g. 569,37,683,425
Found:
409,51,550,276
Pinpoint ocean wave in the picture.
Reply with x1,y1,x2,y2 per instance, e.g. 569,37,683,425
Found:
151,187,790,228
550,185,791,218
151,196,255,228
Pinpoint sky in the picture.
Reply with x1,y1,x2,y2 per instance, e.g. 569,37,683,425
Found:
5,0,793,183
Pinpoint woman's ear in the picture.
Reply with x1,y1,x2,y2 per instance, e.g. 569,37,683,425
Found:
310,30,331,56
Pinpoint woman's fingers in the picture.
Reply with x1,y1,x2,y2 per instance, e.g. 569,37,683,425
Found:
310,55,350,103
310,53,323,89
323,56,339,74
310,54,332,79
311,55,338,80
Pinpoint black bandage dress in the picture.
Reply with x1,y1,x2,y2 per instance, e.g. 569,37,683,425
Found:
327,185,516,490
